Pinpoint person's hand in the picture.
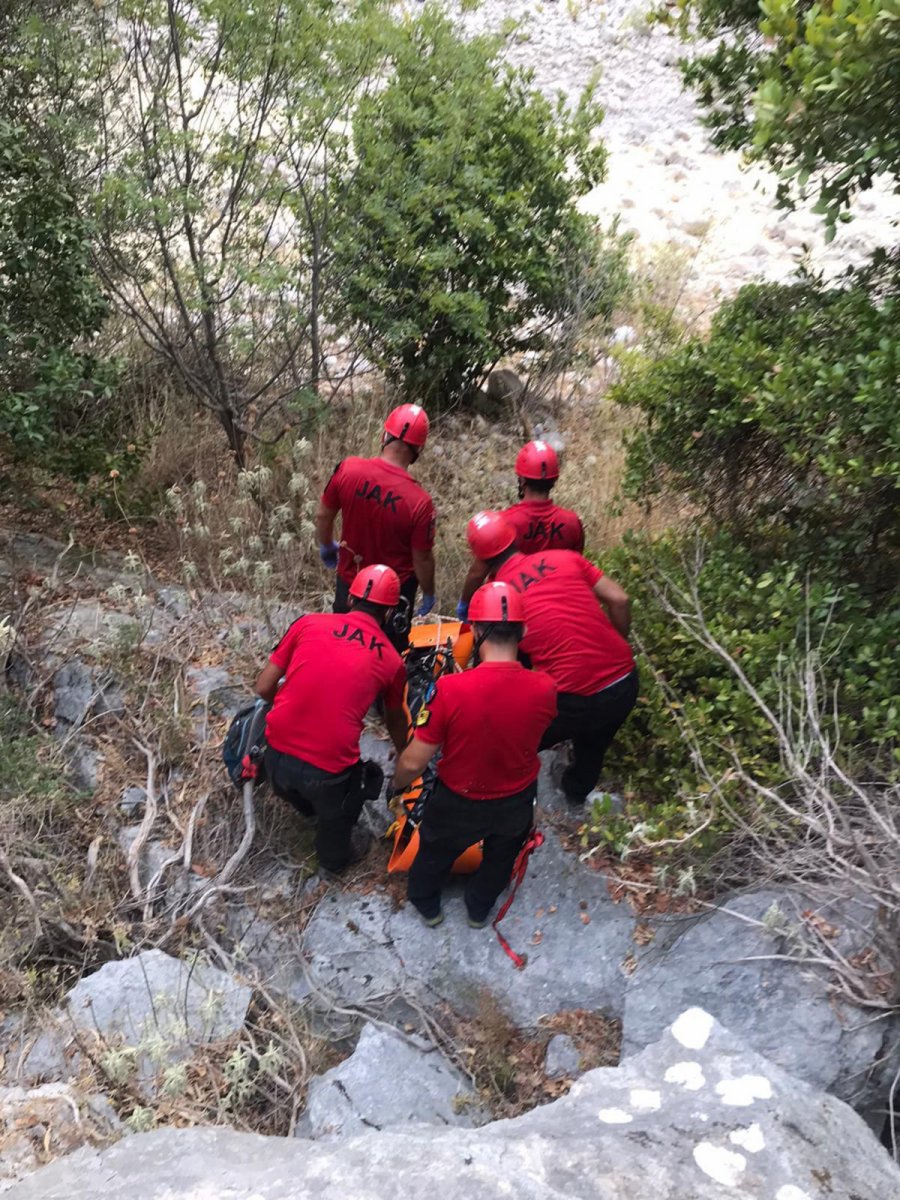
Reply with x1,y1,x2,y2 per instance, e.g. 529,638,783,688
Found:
385,778,406,811
319,541,340,569
417,593,436,617
456,599,469,621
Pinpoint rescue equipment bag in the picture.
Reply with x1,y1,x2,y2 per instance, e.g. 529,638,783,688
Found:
222,698,270,789
387,620,482,876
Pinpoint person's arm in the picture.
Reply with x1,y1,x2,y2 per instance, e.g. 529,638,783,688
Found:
384,705,409,756
459,556,489,605
255,662,282,703
594,575,631,638
412,546,435,596
314,499,338,547
393,735,440,792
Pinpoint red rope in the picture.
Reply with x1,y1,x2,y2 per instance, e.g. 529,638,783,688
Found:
493,828,544,969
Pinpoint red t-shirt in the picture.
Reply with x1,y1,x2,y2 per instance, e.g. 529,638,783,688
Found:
265,612,406,772
493,551,635,696
414,662,557,800
502,499,585,554
321,456,436,584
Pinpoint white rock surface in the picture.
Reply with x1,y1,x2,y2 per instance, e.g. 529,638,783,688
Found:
8,1011,900,1199
439,0,898,303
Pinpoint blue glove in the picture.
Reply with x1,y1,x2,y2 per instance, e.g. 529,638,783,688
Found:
417,593,436,617
319,541,340,569
456,599,469,621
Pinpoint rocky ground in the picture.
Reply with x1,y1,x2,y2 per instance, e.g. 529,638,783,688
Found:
1,529,899,1191
7,1012,900,1199
446,0,898,306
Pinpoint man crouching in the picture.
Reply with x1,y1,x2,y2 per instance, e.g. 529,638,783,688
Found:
255,565,409,874
392,582,557,928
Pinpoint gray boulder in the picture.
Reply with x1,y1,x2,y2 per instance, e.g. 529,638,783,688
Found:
544,1033,581,1078
53,661,95,728
118,786,147,816
623,888,900,1110
61,949,252,1092
9,1009,900,1199
485,368,523,405
300,829,634,1025
295,1023,480,1140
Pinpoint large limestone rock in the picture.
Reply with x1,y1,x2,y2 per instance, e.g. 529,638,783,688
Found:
9,1010,900,1199
299,830,635,1025
59,950,252,1093
295,1023,481,1140
623,888,900,1110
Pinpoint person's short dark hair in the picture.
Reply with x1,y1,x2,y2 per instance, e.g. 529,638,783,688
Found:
522,478,553,497
349,597,391,624
473,621,523,645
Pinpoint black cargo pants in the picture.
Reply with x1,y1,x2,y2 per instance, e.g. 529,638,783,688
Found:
265,747,364,872
539,668,639,802
407,780,537,922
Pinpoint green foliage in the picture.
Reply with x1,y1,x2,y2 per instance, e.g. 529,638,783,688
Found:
616,263,900,581
0,6,119,474
336,6,615,404
594,531,900,854
668,0,900,235
604,261,900,859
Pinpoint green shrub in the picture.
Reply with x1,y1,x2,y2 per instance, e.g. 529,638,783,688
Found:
592,530,899,856
0,107,119,475
336,5,618,405
616,264,900,586
668,0,900,236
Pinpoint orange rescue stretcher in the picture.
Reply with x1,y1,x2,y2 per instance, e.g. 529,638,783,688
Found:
386,619,483,875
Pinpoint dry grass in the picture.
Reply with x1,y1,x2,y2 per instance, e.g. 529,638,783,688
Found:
113,371,686,618
439,988,621,1120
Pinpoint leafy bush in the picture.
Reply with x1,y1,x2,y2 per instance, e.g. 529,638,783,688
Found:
336,5,617,404
0,11,119,476
616,263,900,585
593,531,900,855
668,0,900,235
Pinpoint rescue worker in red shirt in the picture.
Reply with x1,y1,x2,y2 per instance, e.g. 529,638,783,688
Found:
255,565,409,873
315,404,436,651
466,510,637,807
392,581,557,927
456,440,584,619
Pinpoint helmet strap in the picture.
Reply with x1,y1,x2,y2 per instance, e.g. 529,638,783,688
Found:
473,624,495,659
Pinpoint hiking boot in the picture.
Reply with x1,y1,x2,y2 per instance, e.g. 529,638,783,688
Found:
467,914,490,930
419,909,444,928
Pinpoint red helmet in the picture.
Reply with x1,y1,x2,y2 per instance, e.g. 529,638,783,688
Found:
384,403,430,448
469,581,524,624
515,439,559,481
466,510,516,560
349,564,400,607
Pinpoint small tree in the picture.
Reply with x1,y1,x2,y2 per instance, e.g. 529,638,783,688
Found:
88,0,391,466
669,0,900,237
335,6,613,405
